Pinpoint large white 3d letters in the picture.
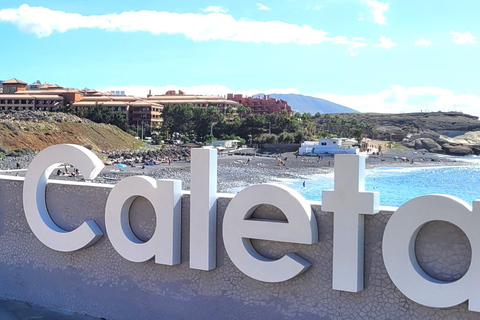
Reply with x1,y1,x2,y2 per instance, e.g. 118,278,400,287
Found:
223,184,318,282
383,195,480,311
189,148,217,270
22,144,104,251
105,176,182,265
322,155,379,292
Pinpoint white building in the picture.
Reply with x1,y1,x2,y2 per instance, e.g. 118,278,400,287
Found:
298,138,359,155
211,140,241,149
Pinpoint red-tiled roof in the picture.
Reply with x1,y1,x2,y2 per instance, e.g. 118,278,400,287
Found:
3,78,27,85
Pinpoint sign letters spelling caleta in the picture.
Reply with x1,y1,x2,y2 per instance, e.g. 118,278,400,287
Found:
22,144,480,312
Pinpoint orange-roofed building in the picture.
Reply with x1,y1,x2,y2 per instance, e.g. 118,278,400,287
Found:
226,93,292,115
2,78,27,94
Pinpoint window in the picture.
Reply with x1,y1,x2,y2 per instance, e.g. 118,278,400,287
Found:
321,142,327,146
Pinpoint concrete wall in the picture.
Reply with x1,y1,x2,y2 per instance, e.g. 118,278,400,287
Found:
0,177,475,319
261,143,300,153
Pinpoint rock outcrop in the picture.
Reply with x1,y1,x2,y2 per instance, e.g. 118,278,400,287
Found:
441,144,473,156
405,131,480,156
413,138,444,153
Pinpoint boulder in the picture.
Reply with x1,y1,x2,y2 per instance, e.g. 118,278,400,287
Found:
403,141,415,148
442,144,473,156
470,145,480,155
450,131,480,145
413,138,444,153
410,132,441,141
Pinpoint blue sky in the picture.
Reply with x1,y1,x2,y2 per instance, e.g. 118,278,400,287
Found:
0,1,479,115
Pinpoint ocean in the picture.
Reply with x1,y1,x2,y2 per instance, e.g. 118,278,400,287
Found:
271,159,480,207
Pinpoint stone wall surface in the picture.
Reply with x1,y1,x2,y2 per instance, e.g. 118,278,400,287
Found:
0,178,477,320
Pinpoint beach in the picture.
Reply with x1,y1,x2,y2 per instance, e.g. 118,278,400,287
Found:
0,145,468,194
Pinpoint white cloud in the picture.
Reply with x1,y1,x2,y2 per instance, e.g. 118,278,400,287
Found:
414,39,432,46
375,36,396,49
450,31,476,44
313,5,323,10
256,3,271,10
365,0,389,25
204,6,228,14
0,4,366,52
315,85,480,117
101,84,300,97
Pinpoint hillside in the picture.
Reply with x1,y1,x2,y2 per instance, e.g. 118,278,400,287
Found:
316,111,480,155
0,111,142,153
317,112,480,138
255,93,358,114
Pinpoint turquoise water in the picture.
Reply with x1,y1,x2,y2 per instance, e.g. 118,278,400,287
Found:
273,165,480,207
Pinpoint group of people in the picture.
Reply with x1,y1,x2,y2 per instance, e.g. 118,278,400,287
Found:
56,165,80,177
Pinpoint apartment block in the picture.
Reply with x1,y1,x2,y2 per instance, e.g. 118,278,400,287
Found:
226,93,292,115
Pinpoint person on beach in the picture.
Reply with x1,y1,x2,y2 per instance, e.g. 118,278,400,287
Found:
303,181,306,188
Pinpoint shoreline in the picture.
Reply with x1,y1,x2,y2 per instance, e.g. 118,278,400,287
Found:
0,147,476,194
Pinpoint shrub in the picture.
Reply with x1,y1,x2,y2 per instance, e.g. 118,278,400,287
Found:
258,134,278,144
278,132,295,144
6,147,32,157
204,134,217,143
152,135,163,145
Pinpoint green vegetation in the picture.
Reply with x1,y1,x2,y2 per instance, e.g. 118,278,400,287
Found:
151,135,163,145
392,144,406,150
6,147,32,157
315,113,377,142
161,103,317,144
63,103,128,131
160,104,375,144
61,102,375,145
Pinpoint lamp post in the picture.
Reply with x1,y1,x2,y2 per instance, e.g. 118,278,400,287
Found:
268,121,271,134
141,121,145,141
248,134,252,147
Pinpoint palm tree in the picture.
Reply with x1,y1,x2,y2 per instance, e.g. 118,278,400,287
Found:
237,104,250,118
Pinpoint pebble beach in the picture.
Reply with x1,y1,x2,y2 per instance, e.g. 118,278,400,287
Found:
0,146,470,193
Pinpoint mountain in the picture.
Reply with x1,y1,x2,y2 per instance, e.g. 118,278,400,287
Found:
255,93,358,114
